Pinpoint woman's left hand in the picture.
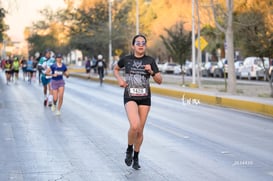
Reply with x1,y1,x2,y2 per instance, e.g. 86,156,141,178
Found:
144,64,154,75
144,64,151,71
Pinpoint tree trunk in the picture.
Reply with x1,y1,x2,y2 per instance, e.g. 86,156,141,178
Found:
226,0,236,94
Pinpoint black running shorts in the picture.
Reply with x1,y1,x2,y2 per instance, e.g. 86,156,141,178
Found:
124,97,151,106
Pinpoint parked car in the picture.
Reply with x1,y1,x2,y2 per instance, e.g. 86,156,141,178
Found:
174,65,182,75
157,63,164,72
260,57,273,81
162,62,181,74
210,59,225,78
185,61,199,76
234,60,244,79
239,57,266,80
185,61,193,76
269,66,273,80
222,59,228,77
201,61,217,77
269,60,273,80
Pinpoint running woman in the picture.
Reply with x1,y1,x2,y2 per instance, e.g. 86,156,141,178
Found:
12,57,20,83
26,56,34,84
47,53,69,115
38,50,55,106
20,57,27,81
113,34,162,170
85,57,91,79
91,54,106,86
4,58,13,85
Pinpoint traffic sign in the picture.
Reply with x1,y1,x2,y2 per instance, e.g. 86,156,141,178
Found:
195,36,208,51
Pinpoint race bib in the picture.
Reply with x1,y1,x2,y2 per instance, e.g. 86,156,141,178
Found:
129,88,147,97
55,71,63,75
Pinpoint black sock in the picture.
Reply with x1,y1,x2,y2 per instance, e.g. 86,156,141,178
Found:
133,151,139,160
127,145,133,152
54,101,57,105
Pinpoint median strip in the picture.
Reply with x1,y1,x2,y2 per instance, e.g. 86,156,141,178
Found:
69,67,273,118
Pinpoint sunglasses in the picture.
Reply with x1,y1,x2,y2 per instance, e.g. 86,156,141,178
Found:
134,41,146,46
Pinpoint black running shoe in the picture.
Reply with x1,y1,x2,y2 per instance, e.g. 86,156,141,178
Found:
132,158,141,170
125,150,133,166
44,99,47,106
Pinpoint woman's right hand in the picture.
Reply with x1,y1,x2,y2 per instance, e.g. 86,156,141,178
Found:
118,79,128,88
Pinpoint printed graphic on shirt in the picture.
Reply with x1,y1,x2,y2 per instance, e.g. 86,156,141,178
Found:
98,61,103,67
125,59,149,97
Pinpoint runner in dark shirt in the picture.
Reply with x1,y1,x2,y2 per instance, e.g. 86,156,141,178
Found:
114,34,162,170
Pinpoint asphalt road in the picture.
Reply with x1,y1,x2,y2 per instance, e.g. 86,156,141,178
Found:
1,73,273,181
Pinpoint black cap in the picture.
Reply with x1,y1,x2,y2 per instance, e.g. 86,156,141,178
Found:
56,53,62,58
45,49,51,54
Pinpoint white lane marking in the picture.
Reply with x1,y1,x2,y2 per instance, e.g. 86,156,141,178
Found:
268,171,273,177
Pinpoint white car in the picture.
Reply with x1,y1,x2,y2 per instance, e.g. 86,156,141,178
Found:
157,63,164,72
239,57,266,80
162,62,181,74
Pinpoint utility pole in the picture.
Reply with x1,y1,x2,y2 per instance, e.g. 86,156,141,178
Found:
191,0,196,86
109,0,113,69
136,0,139,35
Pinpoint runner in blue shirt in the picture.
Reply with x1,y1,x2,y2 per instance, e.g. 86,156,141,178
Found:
47,53,69,115
26,56,34,84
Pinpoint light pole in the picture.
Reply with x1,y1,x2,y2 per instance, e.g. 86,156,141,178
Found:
135,0,151,35
136,0,139,35
191,0,196,85
109,0,113,69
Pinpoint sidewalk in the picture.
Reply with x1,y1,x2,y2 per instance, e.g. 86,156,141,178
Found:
69,66,273,118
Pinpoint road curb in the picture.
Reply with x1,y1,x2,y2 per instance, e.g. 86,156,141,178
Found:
150,86,273,118
70,70,273,118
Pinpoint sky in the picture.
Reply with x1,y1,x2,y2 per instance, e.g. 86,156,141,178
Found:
3,0,66,42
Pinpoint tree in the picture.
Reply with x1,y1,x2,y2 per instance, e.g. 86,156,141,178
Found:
210,0,236,94
160,21,192,85
234,0,273,97
64,1,109,57
0,7,8,42
27,34,57,56
201,24,224,61
112,1,135,56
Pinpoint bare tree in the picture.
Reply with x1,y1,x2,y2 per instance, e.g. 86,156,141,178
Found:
210,0,236,94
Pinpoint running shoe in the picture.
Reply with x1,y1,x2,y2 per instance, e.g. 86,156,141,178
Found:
51,104,56,112
44,99,47,106
55,110,61,116
48,102,52,107
125,150,133,166
132,158,141,170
